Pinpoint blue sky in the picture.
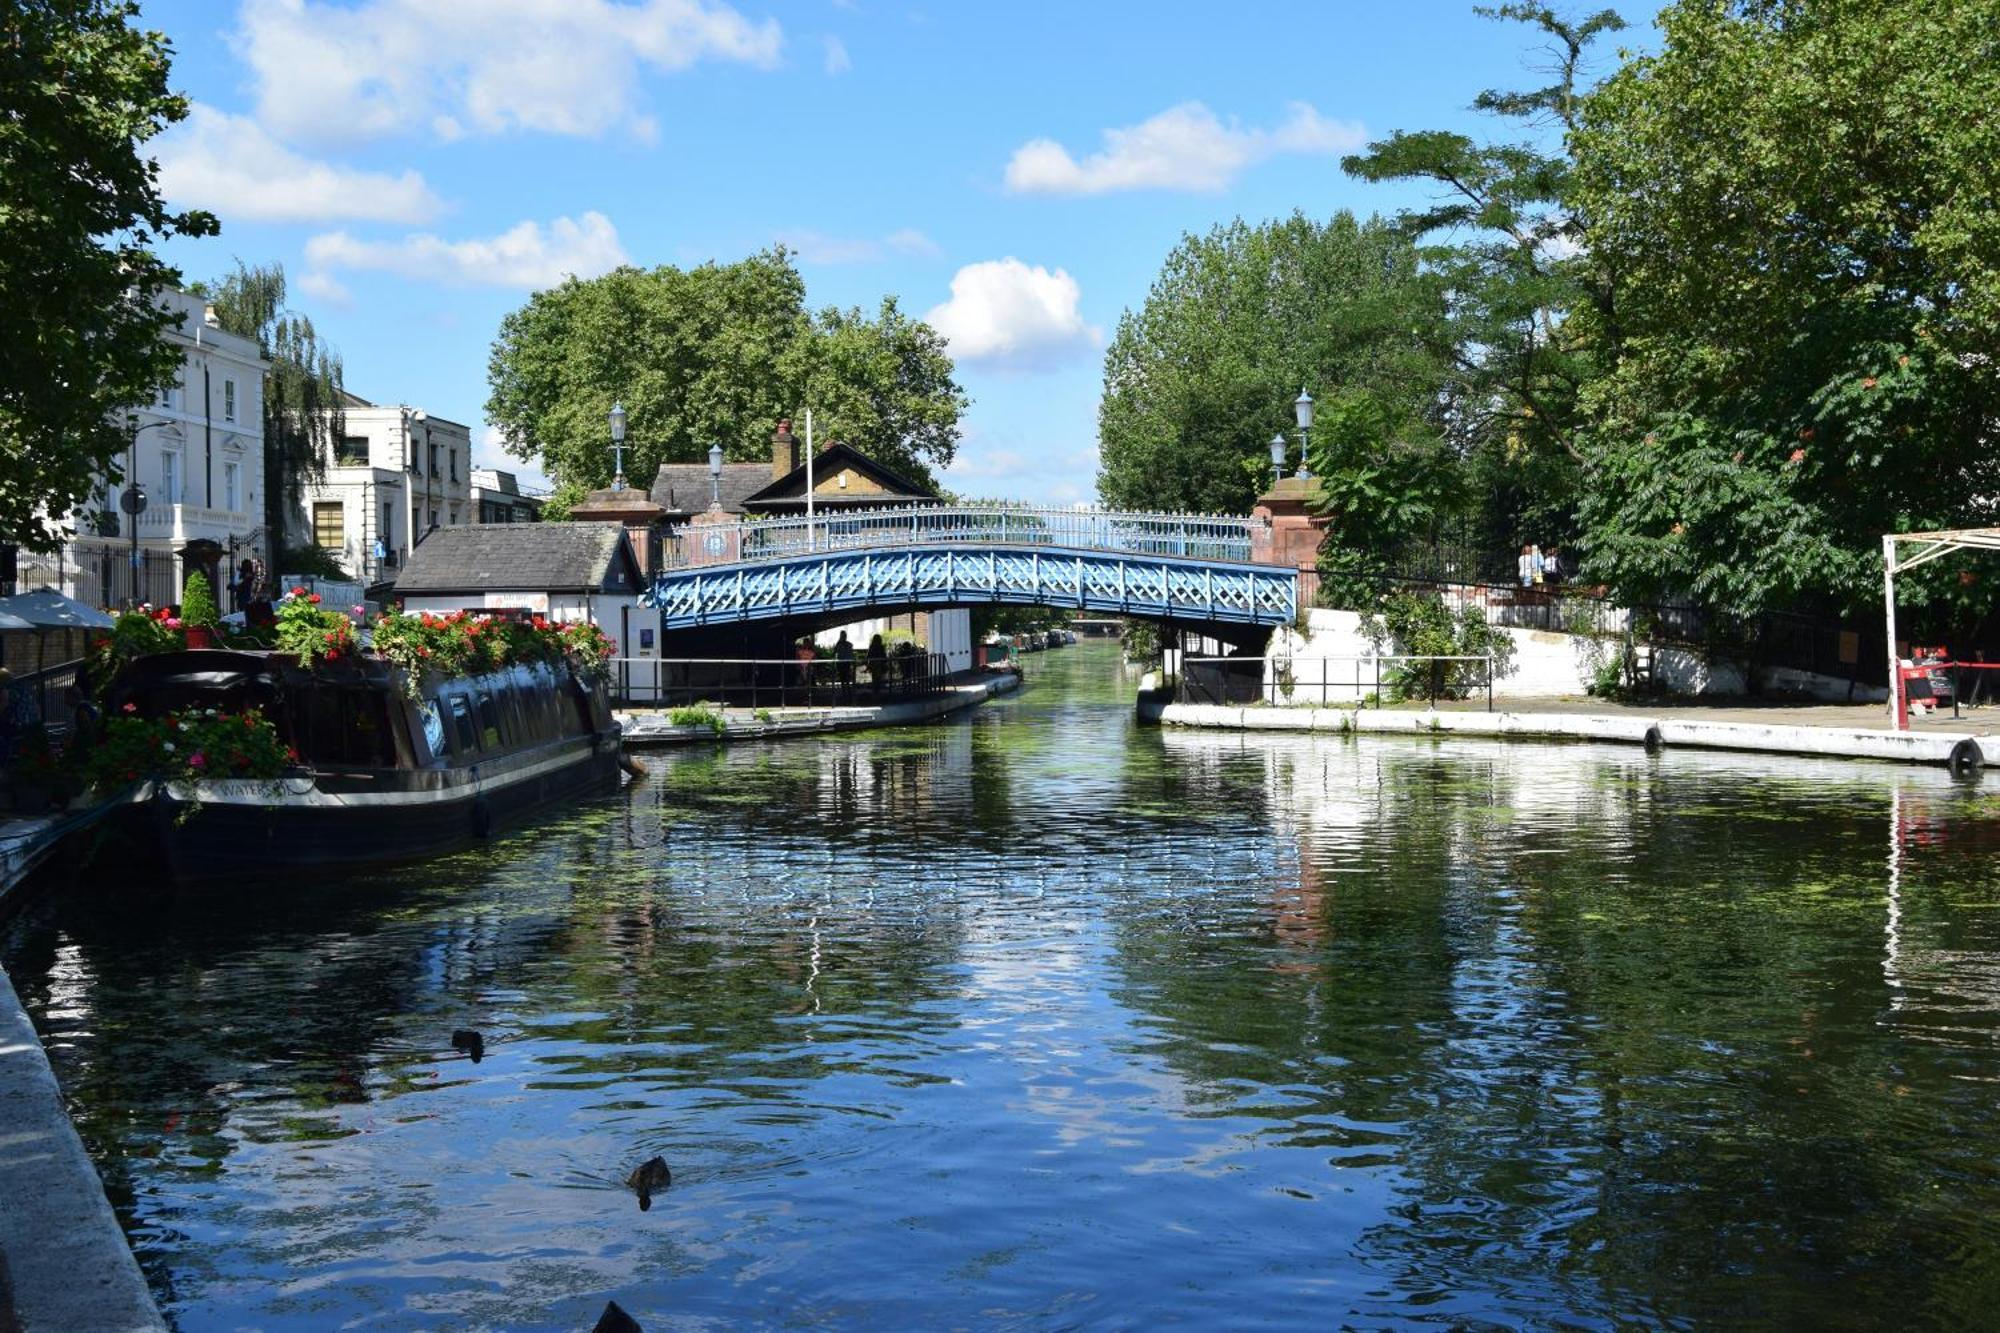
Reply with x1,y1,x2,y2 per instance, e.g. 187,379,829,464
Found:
141,0,1656,504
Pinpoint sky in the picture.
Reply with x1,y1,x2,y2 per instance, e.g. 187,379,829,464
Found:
138,0,1657,505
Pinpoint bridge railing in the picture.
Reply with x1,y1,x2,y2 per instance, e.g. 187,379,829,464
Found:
662,504,1261,569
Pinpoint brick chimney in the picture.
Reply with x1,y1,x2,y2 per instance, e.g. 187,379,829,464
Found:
771,418,798,481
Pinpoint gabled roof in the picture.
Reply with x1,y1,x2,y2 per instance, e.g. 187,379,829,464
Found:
395,523,641,595
649,462,772,517
742,441,937,509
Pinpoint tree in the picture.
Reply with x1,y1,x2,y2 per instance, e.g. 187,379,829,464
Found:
1568,0,2000,624
485,249,965,493
1340,3,1625,554
201,263,344,560
1096,212,1452,516
1308,389,1457,607
0,0,217,549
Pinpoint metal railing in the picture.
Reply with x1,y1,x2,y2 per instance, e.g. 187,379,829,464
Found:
661,504,1260,569
610,653,952,710
1175,654,1496,711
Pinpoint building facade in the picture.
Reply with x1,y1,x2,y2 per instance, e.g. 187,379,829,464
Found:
300,393,473,585
470,469,542,524
12,289,269,609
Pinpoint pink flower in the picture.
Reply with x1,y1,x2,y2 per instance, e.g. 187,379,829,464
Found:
121,702,137,714
351,604,365,615
1788,448,1806,464
188,752,206,769
164,616,182,629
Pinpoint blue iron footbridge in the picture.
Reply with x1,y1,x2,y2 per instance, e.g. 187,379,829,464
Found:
641,504,1298,632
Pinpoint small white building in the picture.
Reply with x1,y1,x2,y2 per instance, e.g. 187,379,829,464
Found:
15,288,269,608
300,392,473,584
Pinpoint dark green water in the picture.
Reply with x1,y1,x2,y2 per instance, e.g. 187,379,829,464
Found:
7,641,2000,1329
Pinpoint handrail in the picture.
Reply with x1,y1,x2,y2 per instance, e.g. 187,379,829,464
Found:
660,503,1261,569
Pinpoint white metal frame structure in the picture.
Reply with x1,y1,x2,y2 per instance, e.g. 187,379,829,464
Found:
1881,528,2000,729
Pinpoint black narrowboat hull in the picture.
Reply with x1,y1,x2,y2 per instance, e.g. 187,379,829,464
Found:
105,731,623,885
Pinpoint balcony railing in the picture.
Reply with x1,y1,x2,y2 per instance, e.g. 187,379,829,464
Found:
134,502,254,541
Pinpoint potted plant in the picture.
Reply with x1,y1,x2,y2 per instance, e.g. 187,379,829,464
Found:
181,571,221,649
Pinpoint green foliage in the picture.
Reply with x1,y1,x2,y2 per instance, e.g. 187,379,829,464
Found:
180,571,219,628
82,704,290,789
1096,212,1454,515
280,543,351,581
669,703,726,734
90,605,184,693
1308,389,1457,608
204,263,343,555
486,250,965,494
1361,590,1517,702
0,0,218,549
1568,0,2000,623
272,586,357,668
1340,2,1622,556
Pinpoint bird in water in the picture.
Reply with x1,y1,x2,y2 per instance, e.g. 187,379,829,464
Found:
450,1029,485,1063
625,1156,670,1211
592,1300,642,1333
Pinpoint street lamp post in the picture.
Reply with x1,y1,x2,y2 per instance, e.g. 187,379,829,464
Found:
1268,433,1288,483
608,402,628,492
122,417,179,606
1293,388,1315,481
707,443,724,511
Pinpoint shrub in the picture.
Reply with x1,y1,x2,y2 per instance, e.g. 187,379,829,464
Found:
180,571,220,629
1361,590,1517,702
669,703,725,734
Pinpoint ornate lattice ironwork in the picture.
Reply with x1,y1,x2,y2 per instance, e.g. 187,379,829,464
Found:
643,546,1297,630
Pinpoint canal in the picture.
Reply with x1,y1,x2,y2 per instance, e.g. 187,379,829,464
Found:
6,640,2000,1328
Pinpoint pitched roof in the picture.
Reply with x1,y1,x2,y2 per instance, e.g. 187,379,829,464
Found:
743,441,937,509
395,523,640,594
649,462,772,517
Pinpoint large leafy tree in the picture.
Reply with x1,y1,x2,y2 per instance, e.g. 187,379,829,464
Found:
0,0,216,549
1341,3,1625,554
486,249,965,494
200,263,344,558
1096,211,1452,516
1569,0,2000,623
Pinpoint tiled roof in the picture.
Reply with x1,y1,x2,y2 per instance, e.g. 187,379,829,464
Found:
395,523,638,594
650,462,772,516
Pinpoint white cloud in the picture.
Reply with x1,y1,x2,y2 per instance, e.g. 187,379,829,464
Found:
153,103,443,224
295,269,352,307
304,212,629,288
924,258,1100,369
1004,101,1364,196
777,226,939,264
823,34,850,74
238,0,784,144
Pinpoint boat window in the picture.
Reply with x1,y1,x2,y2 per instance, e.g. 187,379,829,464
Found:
446,694,478,756
475,690,503,750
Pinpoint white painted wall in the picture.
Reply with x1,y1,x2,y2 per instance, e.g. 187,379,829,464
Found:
1259,607,1885,704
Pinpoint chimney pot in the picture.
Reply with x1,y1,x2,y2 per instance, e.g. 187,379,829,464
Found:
772,419,798,480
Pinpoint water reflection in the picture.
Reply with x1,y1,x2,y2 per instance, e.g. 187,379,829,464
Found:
5,644,2000,1328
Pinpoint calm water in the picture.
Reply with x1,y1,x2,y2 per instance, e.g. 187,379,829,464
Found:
7,642,2000,1329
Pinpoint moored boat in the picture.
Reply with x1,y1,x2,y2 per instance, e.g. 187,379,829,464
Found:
96,646,622,883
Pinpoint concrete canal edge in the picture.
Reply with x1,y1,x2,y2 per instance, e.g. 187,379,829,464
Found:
0,965,166,1332
618,670,1022,747
1147,700,1999,770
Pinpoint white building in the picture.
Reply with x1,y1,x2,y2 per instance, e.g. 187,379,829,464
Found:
300,392,473,585
14,289,269,608
470,468,543,524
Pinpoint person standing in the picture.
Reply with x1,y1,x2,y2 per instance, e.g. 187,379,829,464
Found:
834,631,855,698
1543,546,1563,588
1530,545,1546,587
1517,545,1534,588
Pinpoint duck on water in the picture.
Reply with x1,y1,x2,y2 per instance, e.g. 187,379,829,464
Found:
95,646,626,883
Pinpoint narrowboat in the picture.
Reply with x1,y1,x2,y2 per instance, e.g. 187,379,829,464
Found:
99,648,623,883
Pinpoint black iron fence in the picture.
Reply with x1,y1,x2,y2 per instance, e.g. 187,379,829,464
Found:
611,653,952,710
1175,653,1496,711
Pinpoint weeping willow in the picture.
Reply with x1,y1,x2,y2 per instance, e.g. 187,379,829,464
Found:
201,263,343,559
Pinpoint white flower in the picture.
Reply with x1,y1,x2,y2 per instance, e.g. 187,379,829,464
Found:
162,742,176,753
178,721,191,732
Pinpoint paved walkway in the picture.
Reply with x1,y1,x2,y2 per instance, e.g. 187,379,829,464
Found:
1394,693,1989,733
618,670,1020,746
